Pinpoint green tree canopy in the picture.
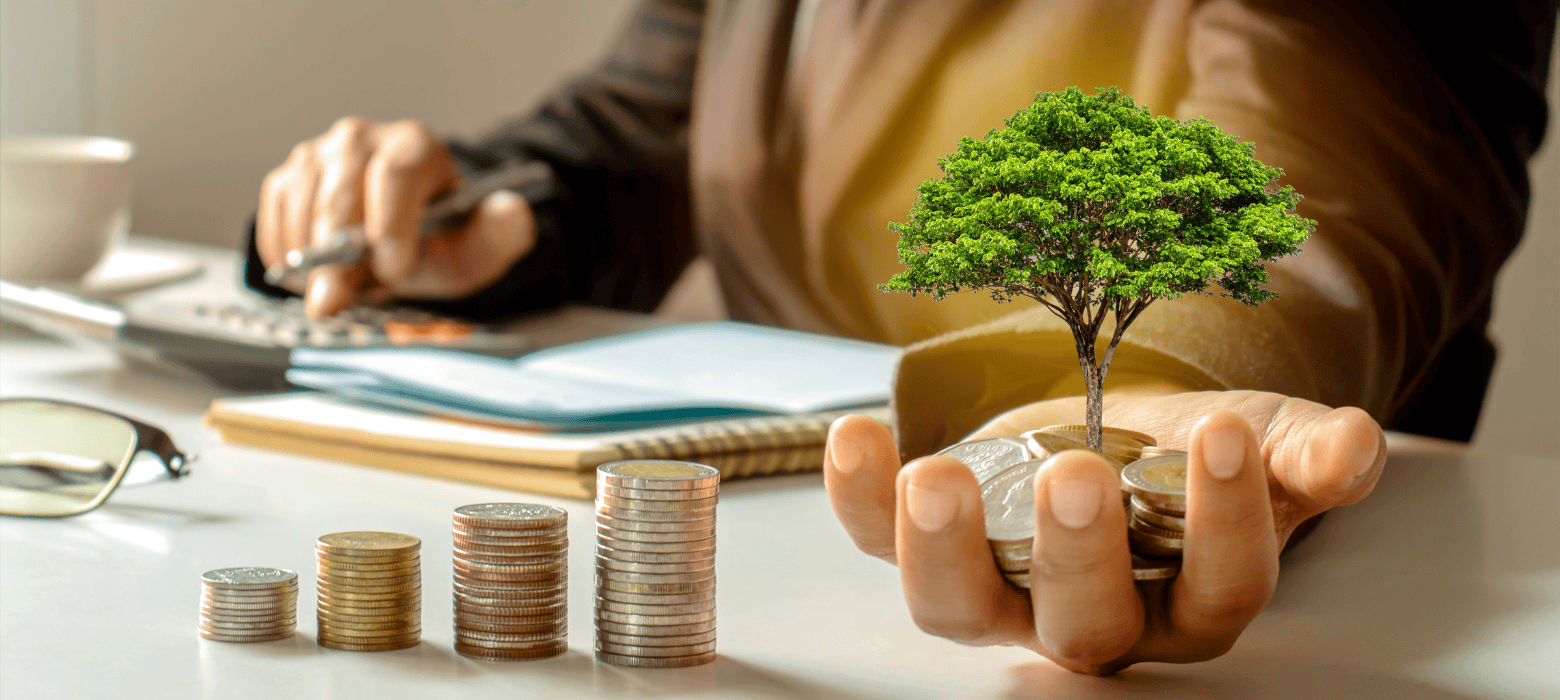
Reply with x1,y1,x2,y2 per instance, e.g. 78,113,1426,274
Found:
882,86,1313,450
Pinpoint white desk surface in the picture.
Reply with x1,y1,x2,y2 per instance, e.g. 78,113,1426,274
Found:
2,241,1557,700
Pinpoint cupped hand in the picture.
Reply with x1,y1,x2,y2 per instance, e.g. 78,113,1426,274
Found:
822,390,1387,675
256,117,538,318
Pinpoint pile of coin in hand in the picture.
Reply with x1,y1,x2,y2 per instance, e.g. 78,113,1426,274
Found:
451,503,569,661
938,424,1184,587
594,460,719,669
315,531,423,651
199,567,298,643
1121,452,1187,558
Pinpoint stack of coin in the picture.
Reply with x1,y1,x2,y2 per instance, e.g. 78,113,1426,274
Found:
1121,454,1186,561
451,503,569,661
594,460,718,669
315,532,422,652
1023,425,1156,471
199,567,298,642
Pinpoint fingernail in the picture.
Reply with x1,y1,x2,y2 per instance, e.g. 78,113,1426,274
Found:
829,434,863,474
906,482,960,532
1048,479,1102,529
1345,436,1381,492
1202,423,1246,480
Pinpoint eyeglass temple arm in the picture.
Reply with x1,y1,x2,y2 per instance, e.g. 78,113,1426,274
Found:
127,419,192,478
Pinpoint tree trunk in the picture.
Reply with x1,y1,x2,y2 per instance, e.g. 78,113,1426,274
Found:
1074,331,1104,452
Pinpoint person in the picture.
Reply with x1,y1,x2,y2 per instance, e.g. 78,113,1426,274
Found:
245,0,1555,675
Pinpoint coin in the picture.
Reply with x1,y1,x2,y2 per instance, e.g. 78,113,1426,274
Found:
595,556,714,575
597,494,720,512
317,572,422,588
454,601,568,619
597,532,717,550
311,557,422,573
454,640,567,661
597,639,717,657
452,559,567,575
594,588,715,606
595,544,714,564
317,616,419,631
1131,554,1181,580
452,564,564,582
1035,424,1157,448
595,608,715,626
596,505,718,523
452,530,569,546
979,458,1044,541
316,551,421,566
1130,497,1186,531
1126,527,1183,557
318,628,422,643
936,437,1034,484
596,568,713,586
317,639,420,652
317,610,420,625
316,584,422,600
316,593,422,609
202,607,297,622
452,550,568,567
594,650,716,668
200,619,296,632
452,634,567,650
202,567,299,590
597,629,716,647
201,630,295,643
597,460,721,490
314,564,421,579
597,483,720,501
1139,446,1185,459
1120,454,1187,511
596,618,717,637
317,532,421,557
453,503,568,529
593,597,716,616
454,589,567,606
594,514,717,534
455,618,567,635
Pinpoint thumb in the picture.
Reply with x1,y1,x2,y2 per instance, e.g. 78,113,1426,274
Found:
401,189,537,299
303,263,366,319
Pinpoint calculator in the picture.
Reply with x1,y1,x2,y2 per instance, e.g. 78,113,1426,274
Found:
0,281,530,390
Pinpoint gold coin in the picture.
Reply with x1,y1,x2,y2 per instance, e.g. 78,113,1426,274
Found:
1037,424,1157,448
317,628,422,642
317,611,420,625
317,617,420,632
316,551,420,566
314,563,421,578
317,572,421,588
1120,455,1188,510
316,532,421,557
316,593,421,609
317,638,420,652
316,582,422,598
1139,446,1185,459
595,650,715,668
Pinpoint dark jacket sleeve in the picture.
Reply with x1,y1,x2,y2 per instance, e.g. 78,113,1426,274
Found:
244,0,704,322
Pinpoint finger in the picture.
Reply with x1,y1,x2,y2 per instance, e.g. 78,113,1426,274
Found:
279,142,321,270
1029,450,1141,672
256,166,288,271
309,117,374,247
896,456,1033,646
302,264,366,320
823,415,901,562
400,189,538,299
1274,405,1385,509
1168,410,1278,659
363,120,457,287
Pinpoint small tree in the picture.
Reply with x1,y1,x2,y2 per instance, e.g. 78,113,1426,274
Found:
882,86,1313,451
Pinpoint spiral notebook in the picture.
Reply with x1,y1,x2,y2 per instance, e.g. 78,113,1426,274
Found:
205,392,889,499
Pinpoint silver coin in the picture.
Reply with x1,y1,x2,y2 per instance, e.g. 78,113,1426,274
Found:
1130,497,1186,531
596,567,714,585
201,598,297,612
595,606,716,626
595,555,714,575
595,514,716,534
596,505,718,523
979,458,1045,541
597,532,716,550
594,596,715,616
596,543,715,564
597,578,715,595
597,493,719,512
1131,553,1181,580
597,629,716,647
453,634,567,651
596,640,717,657
597,483,720,501
597,460,721,490
936,437,1035,484
453,627,567,644
453,503,567,527
595,649,715,668
595,618,716,637
595,588,715,606
200,630,295,643
1139,446,1185,459
202,567,299,590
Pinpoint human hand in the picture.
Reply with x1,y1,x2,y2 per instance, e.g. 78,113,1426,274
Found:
256,117,538,318
822,389,1387,675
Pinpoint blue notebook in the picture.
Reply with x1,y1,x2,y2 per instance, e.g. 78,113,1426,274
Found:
287,322,901,430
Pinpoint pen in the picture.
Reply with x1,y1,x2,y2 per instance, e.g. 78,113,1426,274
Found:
263,160,552,286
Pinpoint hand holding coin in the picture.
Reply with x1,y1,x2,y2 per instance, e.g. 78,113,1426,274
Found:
822,389,1386,675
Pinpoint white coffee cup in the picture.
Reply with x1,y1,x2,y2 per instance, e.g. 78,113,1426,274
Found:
0,136,134,281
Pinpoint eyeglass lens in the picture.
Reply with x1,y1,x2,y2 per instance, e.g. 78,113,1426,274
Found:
0,401,139,516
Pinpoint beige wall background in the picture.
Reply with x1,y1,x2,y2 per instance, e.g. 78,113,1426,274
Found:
2,0,1555,452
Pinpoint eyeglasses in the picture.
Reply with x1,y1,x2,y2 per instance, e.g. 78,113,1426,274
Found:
0,398,191,517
